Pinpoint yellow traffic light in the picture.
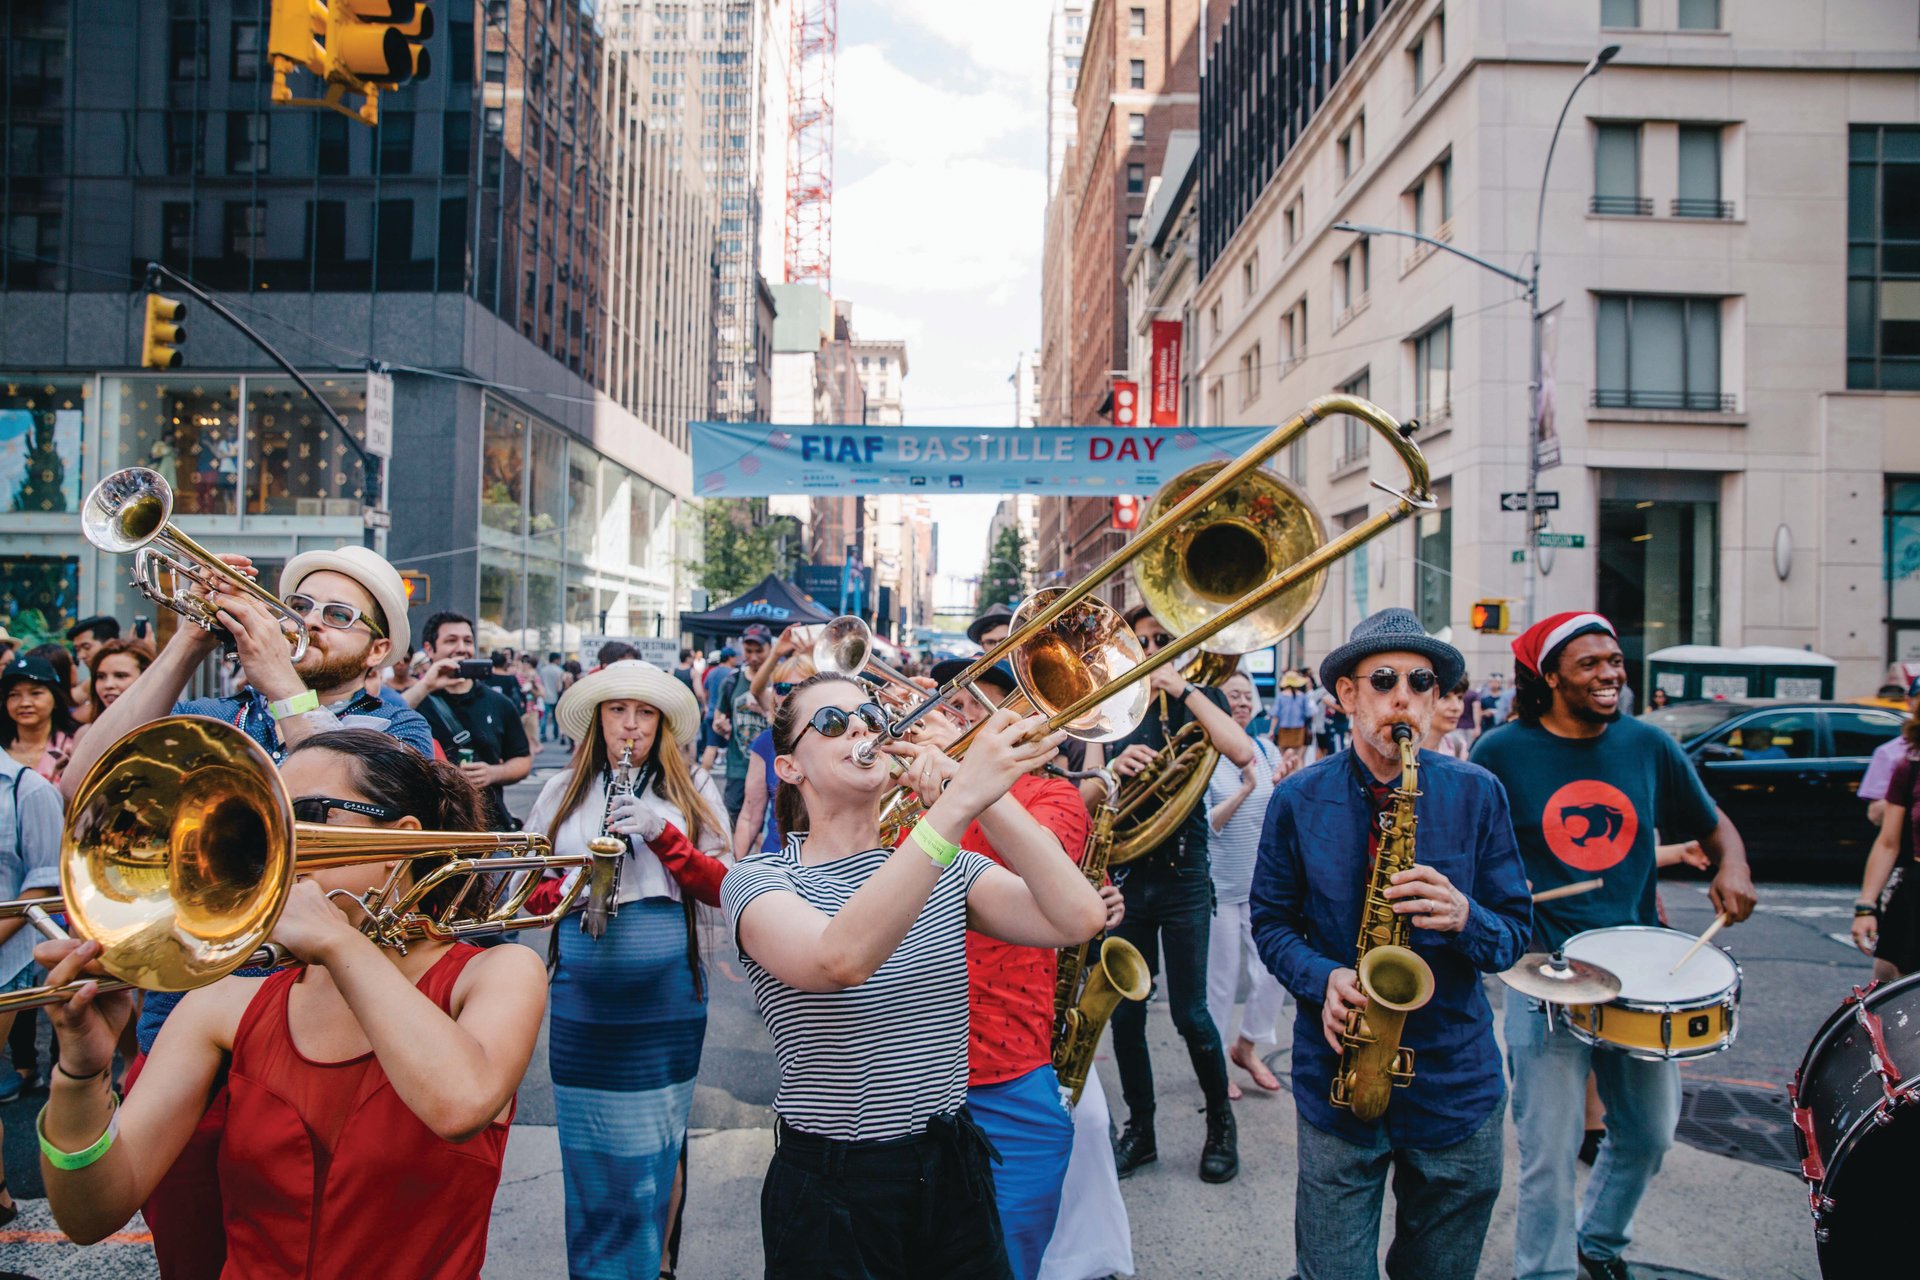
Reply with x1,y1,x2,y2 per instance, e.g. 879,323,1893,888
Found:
1471,599,1511,635
268,0,328,77
398,570,430,606
142,294,186,370
334,0,434,87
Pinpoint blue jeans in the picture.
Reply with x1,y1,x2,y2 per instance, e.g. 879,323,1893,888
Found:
968,1064,1074,1280
540,700,559,742
1293,1105,1504,1280
1110,865,1231,1118
1503,988,1681,1279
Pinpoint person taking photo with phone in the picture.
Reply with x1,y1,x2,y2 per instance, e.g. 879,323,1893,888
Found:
404,611,534,831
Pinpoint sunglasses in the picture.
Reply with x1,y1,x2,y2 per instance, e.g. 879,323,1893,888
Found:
791,701,889,748
284,593,385,637
293,796,403,825
1137,632,1176,651
1365,666,1438,695
773,681,795,697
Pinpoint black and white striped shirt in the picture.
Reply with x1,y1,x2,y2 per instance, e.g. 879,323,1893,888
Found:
722,833,995,1141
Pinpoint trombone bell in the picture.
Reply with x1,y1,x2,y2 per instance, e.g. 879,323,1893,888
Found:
1008,589,1149,742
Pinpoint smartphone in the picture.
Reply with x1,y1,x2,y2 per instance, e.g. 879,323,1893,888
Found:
133,616,151,641
457,659,494,680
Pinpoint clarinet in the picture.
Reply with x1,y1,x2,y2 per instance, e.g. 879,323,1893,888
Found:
581,742,635,939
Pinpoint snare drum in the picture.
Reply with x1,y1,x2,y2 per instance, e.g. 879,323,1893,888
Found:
1553,925,1741,1060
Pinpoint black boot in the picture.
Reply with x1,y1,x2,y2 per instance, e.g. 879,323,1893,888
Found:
1200,1103,1239,1183
1112,1117,1157,1178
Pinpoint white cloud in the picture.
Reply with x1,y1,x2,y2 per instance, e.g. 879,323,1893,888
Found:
835,158,1044,295
885,0,1052,85
836,44,1027,163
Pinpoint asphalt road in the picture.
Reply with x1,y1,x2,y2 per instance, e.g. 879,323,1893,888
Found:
0,743,1879,1277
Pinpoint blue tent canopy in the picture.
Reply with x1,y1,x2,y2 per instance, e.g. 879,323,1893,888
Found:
682,574,834,637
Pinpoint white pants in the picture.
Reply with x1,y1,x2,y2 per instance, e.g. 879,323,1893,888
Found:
1206,897,1289,1047
1038,1063,1135,1279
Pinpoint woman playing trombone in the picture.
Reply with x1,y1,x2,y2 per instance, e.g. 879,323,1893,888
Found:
724,672,1106,1278
33,729,548,1279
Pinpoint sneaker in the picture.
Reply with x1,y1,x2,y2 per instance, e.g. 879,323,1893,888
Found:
1578,1126,1606,1166
1199,1104,1239,1183
0,1071,22,1105
1579,1252,1633,1280
1112,1119,1157,1178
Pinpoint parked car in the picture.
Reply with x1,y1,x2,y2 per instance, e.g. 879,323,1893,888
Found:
1640,699,1907,871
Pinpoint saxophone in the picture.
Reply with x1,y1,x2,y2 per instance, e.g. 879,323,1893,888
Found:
1331,725,1437,1122
581,742,635,939
1050,768,1151,1106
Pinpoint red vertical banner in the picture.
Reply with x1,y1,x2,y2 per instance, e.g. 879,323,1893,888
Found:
1112,380,1140,427
1149,320,1183,425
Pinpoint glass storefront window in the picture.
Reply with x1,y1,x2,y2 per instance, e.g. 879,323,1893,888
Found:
0,379,86,514
481,398,527,537
0,554,80,646
244,377,367,516
596,457,629,570
527,557,563,653
1415,505,1451,635
528,424,566,552
108,377,241,516
479,548,527,653
1600,498,1718,693
567,446,597,562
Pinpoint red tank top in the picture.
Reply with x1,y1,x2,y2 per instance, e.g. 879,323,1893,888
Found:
217,944,513,1280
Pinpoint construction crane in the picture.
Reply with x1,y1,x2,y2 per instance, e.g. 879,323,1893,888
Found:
785,0,835,289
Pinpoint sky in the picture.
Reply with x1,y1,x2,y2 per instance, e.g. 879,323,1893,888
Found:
831,0,1052,604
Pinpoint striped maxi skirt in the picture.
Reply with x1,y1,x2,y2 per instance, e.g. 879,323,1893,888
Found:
551,897,708,1280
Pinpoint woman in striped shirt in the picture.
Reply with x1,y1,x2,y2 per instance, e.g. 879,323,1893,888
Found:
723,672,1107,1279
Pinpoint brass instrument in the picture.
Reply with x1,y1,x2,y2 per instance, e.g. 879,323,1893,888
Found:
1107,650,1244,866
1049,767,1150,1105
1331,725,1436,1122
583,742,638,937
853,394,1433,769
83,466,312,660
0,715,618,1014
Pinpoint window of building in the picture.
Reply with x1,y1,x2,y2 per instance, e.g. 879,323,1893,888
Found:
1240,343,1262,403
1130,59,1146,89
1207,378,1224,424
1209,300,1221,337
1281,296,1308,366
1416,504,1451,635
1126,214,1142,244
376,198,412,265
1336,240,1370,316
1283,193,1303,248
162,202,192,267
1596,294,1724,409
317,113,350,176
226,113,269,175
170,13,208,80
1337,369,1371,465
306,199,345,264
224,200,266,259
1677,0,1720,30
1412,316,1452,421
378,111,415,175
1676,124,1729,217
1601,0,1640,26
450,20,475,84
1409,16,1442,96
1242,250,1259,298
230,21,262,80
0,379,85,516
1338,115,1364,180
1437,155,1452,223
1849,126,1920,389
1127,162,1146,194
105,377,241,516
1128,113,1146,142
1593,123,1646,214
166,114,202,176
443,109,471,175
1129,7,1146,38
1599,486,1718,687
1885,480,1920,660
244,377,368,517
484,49,507,82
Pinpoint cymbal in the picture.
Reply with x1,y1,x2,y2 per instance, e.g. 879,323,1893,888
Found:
1499,952,1622,1005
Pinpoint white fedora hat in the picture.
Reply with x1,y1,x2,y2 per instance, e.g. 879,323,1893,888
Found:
279,544,411,658
556,659,701,747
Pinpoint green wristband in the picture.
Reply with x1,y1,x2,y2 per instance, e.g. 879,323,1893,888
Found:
267,688,320,721
909,818,961,868
37,1091,121,1171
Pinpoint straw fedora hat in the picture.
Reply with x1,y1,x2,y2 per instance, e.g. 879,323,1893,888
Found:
555,659,701,747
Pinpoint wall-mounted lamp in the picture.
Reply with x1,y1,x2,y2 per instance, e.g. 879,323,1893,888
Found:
1774,524,1793,581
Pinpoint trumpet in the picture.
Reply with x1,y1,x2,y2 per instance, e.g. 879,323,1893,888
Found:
83,466,312,660
0,715,620,1014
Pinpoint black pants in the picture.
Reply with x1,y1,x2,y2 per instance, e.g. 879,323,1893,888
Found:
1110,865,1232,1120
760,1111,1012,1280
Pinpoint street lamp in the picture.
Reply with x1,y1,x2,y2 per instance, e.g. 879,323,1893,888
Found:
1331,44,1620,628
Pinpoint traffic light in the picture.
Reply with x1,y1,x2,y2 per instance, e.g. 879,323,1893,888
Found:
1470,599,1511,635
1111,494,1141,532
142,294,186,370
333,0,434,88
398,570,430,606
268,0,328,77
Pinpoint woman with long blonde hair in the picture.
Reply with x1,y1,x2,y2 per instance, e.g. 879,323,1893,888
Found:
524,660,729,1280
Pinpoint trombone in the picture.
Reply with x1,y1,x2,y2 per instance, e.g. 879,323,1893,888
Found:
0,716,618,1014
855,394,1435,760
83,466,313,660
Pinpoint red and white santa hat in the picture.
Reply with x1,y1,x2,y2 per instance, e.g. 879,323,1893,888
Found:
1511,611,1616,677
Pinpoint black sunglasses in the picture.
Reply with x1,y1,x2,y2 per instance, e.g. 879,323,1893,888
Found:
773,681,795,697
293,796,404,825
1137,632,1176,651
1365,666,1438,695
791,701,889,748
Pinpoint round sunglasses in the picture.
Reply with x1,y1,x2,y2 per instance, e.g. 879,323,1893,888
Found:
1364,666,1438,695
791,701,889,748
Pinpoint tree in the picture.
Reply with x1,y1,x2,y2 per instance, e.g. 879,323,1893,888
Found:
975,523,1030,616
684,498,782,600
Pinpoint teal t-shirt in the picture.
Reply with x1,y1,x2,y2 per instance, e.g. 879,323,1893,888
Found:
1469,716,1717,950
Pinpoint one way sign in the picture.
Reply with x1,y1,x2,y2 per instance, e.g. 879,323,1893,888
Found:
1499,491,1559,512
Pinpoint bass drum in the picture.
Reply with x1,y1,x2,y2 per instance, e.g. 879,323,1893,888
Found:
1789,973,1920,1276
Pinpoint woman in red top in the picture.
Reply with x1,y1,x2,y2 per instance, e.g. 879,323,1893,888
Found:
33,729,548,1279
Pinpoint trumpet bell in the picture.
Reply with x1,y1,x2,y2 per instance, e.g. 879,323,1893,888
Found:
63,716,293,992
83,466,174,555
1008,588,1149,742
1132,462,1329,654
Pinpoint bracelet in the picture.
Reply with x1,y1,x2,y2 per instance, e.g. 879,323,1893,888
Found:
53,1059,110,1085
37,1090,121,1172
266,689,320,721
909,818,961,869
1856,902,1880,918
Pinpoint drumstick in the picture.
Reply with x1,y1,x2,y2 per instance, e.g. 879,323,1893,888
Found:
1533,878,1604,903
1669,912,1731,974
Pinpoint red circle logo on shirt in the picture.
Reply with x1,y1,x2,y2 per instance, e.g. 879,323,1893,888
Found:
1540,780,1639,872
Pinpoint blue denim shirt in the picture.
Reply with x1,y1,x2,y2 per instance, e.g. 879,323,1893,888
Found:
170,687,435,764
1250,747,1532,1149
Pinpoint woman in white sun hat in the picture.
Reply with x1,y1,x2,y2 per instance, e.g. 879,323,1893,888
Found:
524,659,729,1280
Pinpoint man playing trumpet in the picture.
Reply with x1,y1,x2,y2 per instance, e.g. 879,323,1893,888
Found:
1251,608,1531,1280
